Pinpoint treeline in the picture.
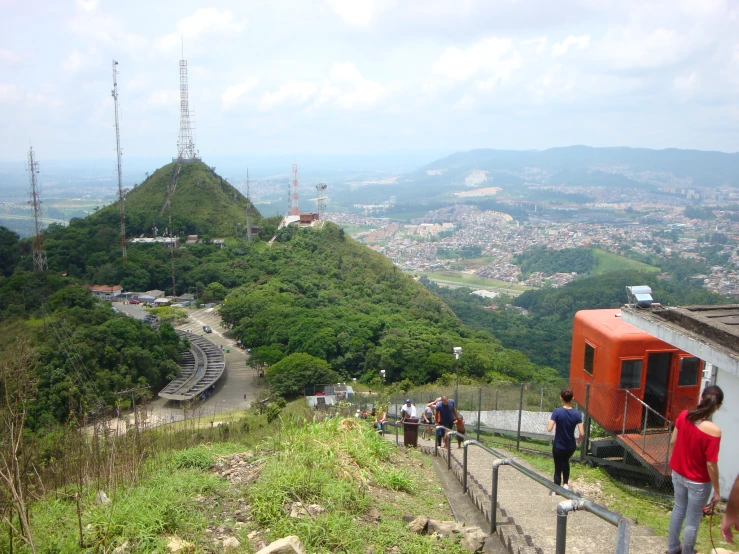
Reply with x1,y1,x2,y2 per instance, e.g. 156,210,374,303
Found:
426,269,734,375
1,221,561,421
214,224,559,387
0,281,186,429
516,246,595,278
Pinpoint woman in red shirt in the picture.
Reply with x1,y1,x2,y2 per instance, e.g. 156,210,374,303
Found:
667,385,723,554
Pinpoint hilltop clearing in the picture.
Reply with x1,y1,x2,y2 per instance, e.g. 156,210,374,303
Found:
99,161,261,239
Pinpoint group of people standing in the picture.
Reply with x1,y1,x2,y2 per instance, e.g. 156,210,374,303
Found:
547,385,738,554
372,385,739,553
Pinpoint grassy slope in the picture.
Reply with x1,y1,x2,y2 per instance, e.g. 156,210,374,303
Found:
99,161,260,237
418,270,531,292
9,404,470,554
592,248,660,276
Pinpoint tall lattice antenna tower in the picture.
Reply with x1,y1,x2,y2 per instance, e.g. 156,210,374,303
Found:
246,169,253,243
316,183,327,222
290,163,299,216
112,60,127,261
177,46,197,160
27,146,47,272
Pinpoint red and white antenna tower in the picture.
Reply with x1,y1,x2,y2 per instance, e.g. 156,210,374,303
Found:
291,163,299,216
112,60,127,261
27,146,47,272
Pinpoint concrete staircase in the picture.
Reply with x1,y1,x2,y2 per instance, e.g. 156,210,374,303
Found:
386,434,667,554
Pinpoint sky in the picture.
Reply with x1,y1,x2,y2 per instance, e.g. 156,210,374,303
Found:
1,0,739,164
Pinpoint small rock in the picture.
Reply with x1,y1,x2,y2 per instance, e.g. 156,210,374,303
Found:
386,547,400,554
427,518,462,537
216,525,232,535
113,540,130,554
365,547,375,554
85,524,93,532
366,507,381,522
96,490,111,505
223,536,240,550
247,531,259,539
166,535,195,553
255,535,307,554
407,515,428,534
461,527,487,553
306,503,324,515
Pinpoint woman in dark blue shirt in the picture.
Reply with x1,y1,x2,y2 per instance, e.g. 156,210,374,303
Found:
546,388,584,493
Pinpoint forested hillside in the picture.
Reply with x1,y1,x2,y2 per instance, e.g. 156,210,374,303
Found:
0,218,560,429
426,269,734,375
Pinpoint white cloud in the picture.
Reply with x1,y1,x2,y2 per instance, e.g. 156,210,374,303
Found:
674,72,698,91
0,48,29,66
530,66,576,100
452,94,477,110
147,90,178,108
326,0,378,27
260,82,318,111
62,50,88,72
594,27,692,71
432,37,520,83
522,37,548,56
551,35,590,57
222,79,260,110
158,8,247,53
315,62,385,110
0,83,22,104
76,0,99,11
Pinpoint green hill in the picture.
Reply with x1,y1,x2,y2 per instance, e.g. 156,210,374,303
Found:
101,160,261,238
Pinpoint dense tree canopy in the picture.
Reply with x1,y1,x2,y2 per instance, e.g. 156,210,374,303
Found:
516,246,595,278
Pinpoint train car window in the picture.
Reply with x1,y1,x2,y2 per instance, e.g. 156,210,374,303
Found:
678,357,701,386
620,359,642,389
584,343,595,375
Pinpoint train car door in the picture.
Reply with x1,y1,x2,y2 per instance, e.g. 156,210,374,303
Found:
667,356,702,421
644,352,673,426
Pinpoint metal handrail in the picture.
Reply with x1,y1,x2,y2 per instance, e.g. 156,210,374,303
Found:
621,389,674,460
622,389,671,427
445,430,631,554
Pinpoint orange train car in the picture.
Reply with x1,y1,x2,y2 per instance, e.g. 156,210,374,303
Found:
570,309,702,432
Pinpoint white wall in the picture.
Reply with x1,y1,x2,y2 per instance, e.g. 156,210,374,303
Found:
714,368,739,496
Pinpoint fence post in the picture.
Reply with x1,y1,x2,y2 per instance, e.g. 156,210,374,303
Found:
447,433,452,470
476,387,482,442
516,383,524,451
462,443,468,493
395,421,399,446
540,387,544,412
581,383,591,462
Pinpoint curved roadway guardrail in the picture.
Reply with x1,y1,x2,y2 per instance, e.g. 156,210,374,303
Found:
158,331,226,401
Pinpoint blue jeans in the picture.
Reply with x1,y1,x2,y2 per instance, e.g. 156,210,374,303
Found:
668,471,712,554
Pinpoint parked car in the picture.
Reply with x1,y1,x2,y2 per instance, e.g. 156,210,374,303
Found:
203,325,212,333
129,299,141,305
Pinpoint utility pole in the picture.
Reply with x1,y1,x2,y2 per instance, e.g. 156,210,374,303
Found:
112,60,127,261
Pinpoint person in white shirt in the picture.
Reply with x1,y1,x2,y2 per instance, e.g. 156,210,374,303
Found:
400,399,417,421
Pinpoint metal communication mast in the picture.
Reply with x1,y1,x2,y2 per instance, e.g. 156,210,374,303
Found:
27,146,47,272
290,163,299,216
246,169,253,243
177,47,197,160
316,183,327,222
112,60,127,261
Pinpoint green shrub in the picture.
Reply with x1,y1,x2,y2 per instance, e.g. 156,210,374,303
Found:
266,404,282,423
173,446,213,470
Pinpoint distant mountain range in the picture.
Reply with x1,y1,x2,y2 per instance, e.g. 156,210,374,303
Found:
402,145,739,195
